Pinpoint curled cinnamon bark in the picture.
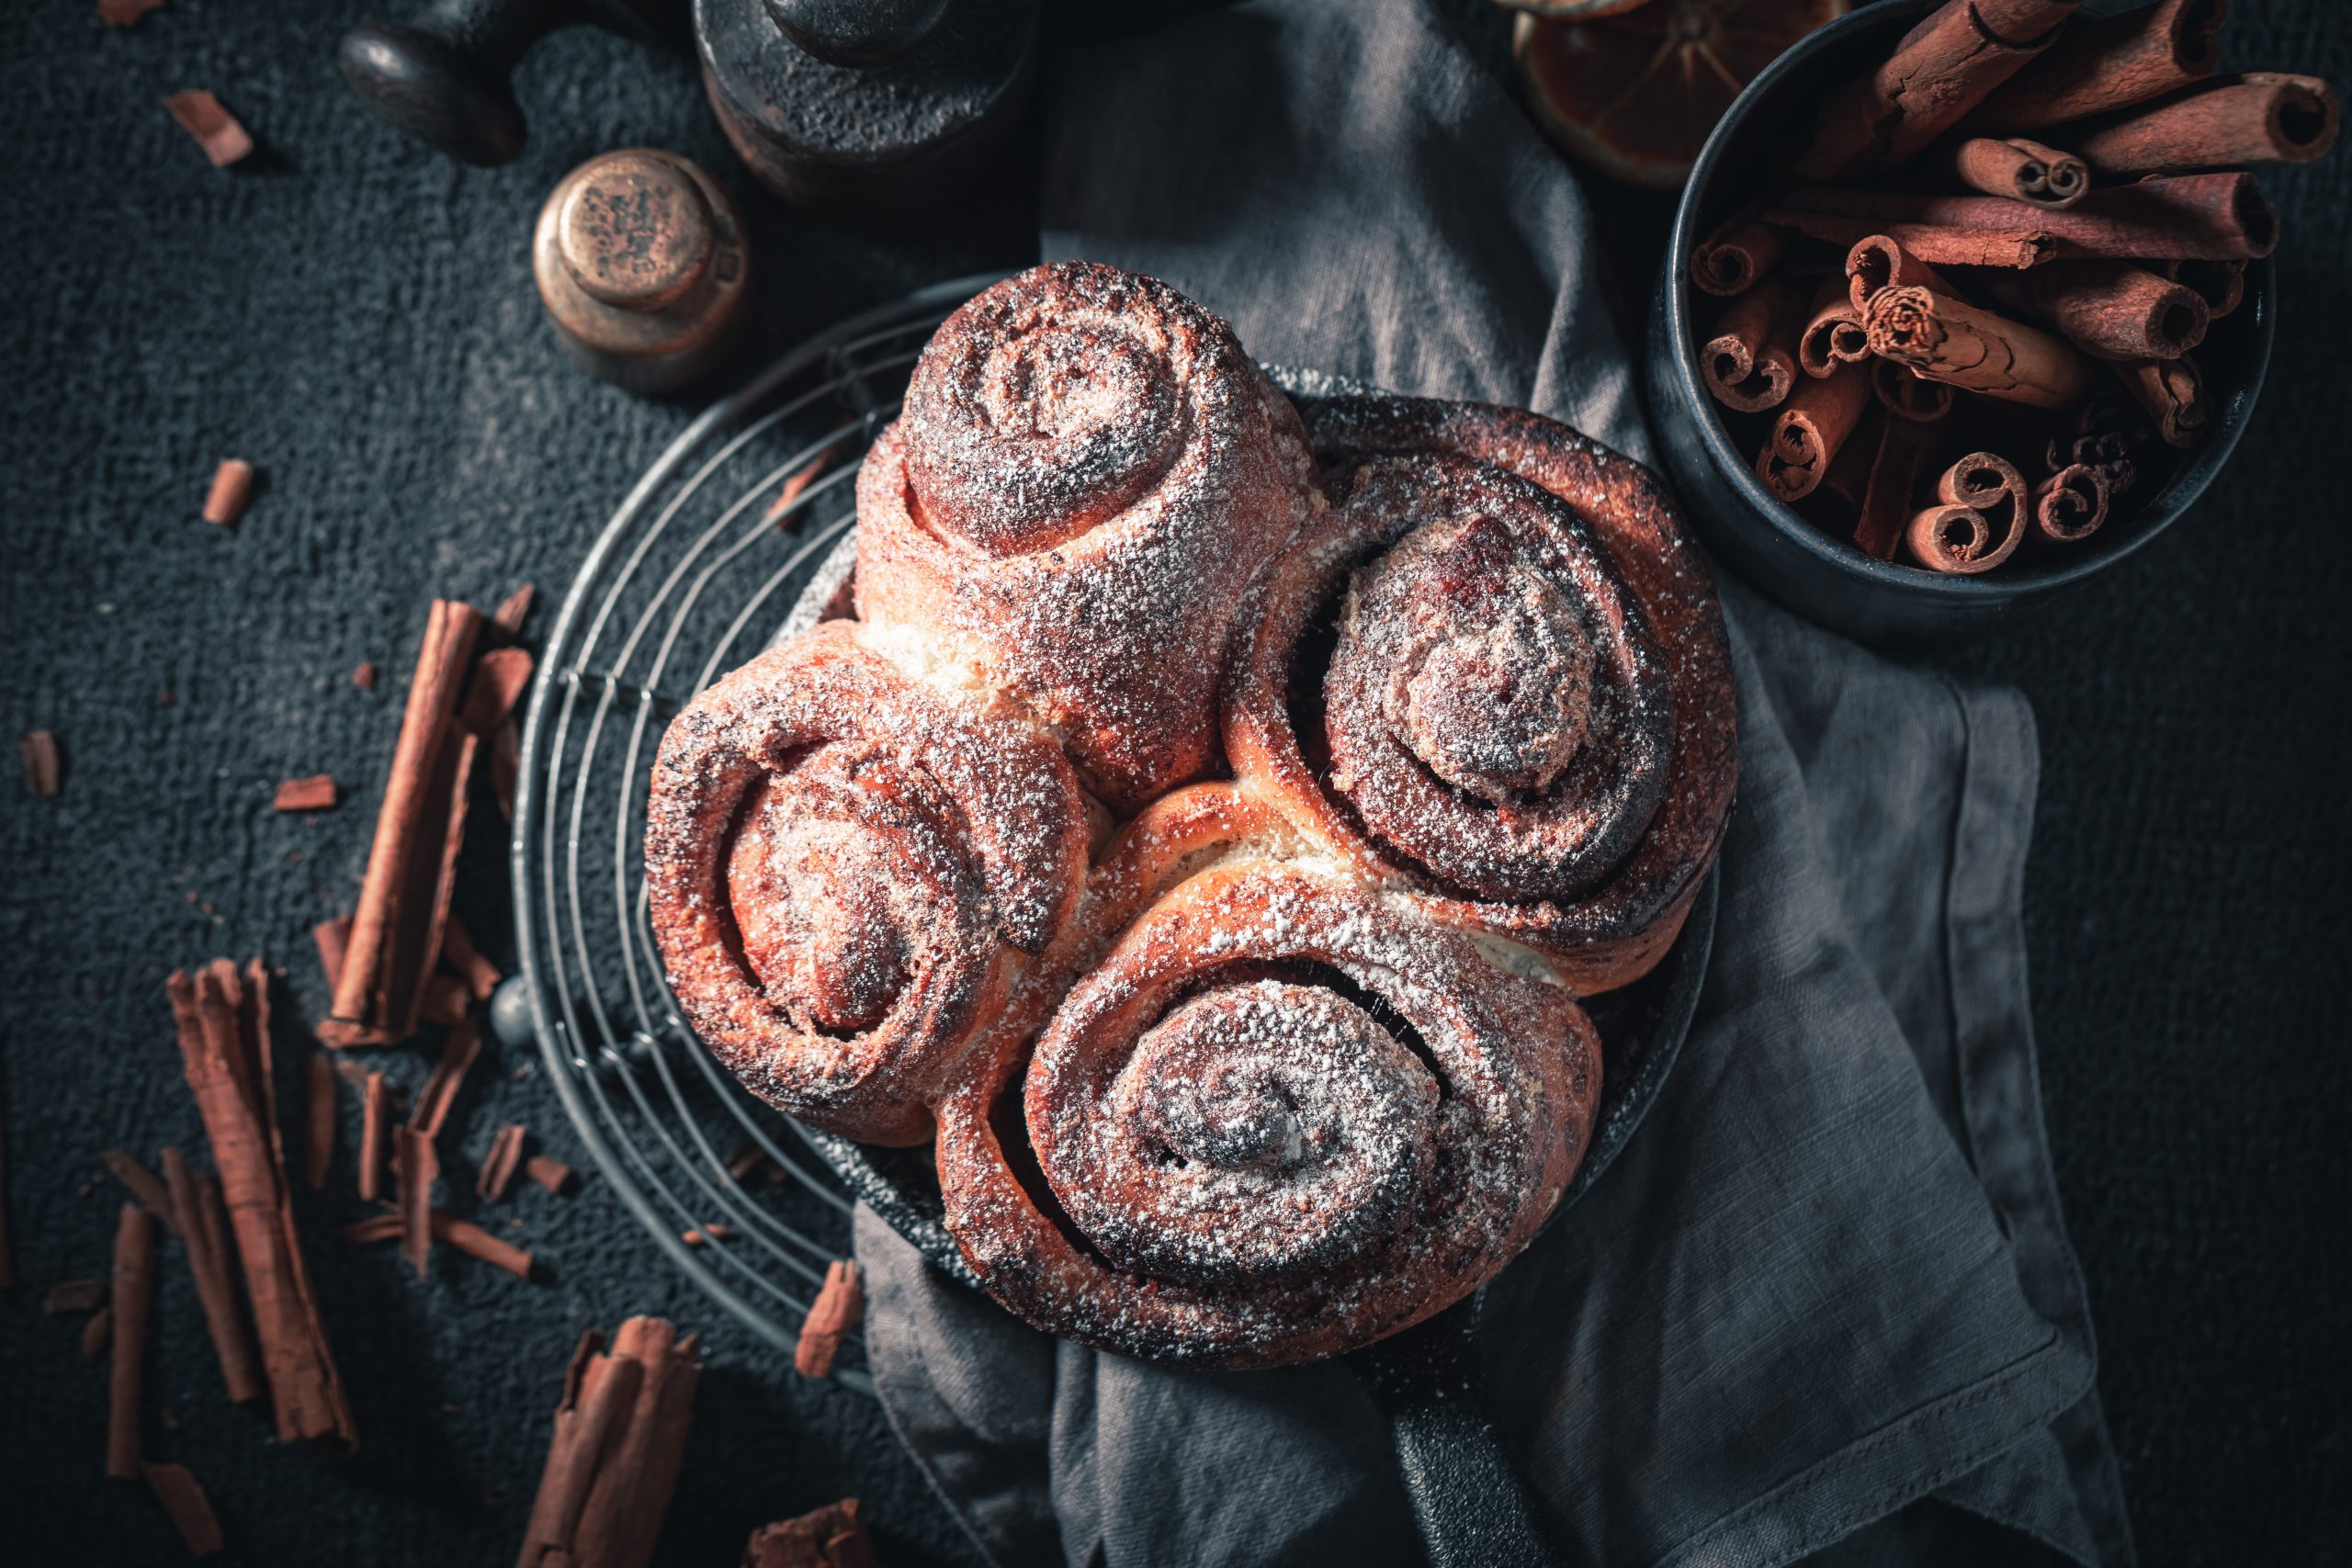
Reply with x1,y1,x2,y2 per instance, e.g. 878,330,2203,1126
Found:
1690,212,1784,298
1864,285,2094,410
1758,362,1874,500
1962,0,2228,133
1847,235,1963,315
854,263,1319,810
1702,276,1800,412
2032,464,2111,544
646,623,1088,1145
1798,276,1871,378
1946,136,2087,208
1973,262,2210,361
936,863,1599,1367
1764,209,2055,269
1798,0,2087,179
1905,453,2030,573
2072,73,2340,175
2163,258,2245,321
2112,355,2209,447
1781,175,2280,262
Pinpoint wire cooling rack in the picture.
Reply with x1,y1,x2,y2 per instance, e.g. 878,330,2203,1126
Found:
508,274,1014,1393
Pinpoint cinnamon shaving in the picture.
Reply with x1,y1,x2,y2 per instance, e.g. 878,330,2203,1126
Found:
352,661,379,692
322,599,486,1046
201,459,254,526
167,961,356,1451
21,730,61,796
83,1304,114,1360
162,1148,265,1404
102,1148,181,1236
398,1127,438,1280
478,1123,528,1201
274,774,339,812
440,914,503,1000
358,1071,391,1203
99,0,169,27
794,1260,863,1379
164,91,254,168
304,1050,336,1190
516,1317,703,1568
143,1461,227,1557
408,1018,481,1141
314,914,353,994
763,442,844,527
108,1203,159,1478
526,1155,575,1195
743,1500,876,1568
45,1279,105,1314
344,1206,532,1277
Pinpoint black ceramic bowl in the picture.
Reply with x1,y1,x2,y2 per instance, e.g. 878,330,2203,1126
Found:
1644,0,2275,646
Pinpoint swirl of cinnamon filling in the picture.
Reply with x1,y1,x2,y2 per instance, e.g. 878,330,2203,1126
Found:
933,862,1600,1367
645,623,1089,1145
1227,396,1737,994
856,261,1320,811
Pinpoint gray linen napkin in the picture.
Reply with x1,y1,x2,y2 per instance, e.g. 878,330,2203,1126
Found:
853,4,2136,1565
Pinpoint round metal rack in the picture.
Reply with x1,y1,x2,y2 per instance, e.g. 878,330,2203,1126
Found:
509,273,1013,1393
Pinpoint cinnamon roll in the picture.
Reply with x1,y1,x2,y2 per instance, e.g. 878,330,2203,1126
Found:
933,861,1600,1367
855,262,1322,812
1227,396,1736,992
646,623,1089,1145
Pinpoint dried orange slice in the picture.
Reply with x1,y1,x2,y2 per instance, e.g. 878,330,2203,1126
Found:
1516,0,1850,188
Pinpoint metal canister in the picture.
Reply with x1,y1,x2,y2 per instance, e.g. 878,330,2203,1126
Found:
532,148,752,394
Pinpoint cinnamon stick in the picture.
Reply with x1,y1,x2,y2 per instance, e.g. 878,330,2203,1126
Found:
1756,361,1873,503
1763,209,2056,269
83,1305,114,1359
2072,72,2339,175
1962,0,2228,133
436,1213,533,1279
1906,453,2030,573
201,459,254,526
493,582,537,638
744,1500,877,1568
1864,284,2094,410
575,1318,703,1568
1690,211,1784,298
462,647,536,737
168,963,356,1451
2032,464,2111,544
796,1260,864,1379
2163,258,2245,321
102,1149,181,1236
409,1017,481,1142
1872,359,1957,423
1853,414,1934,562
162,1148,264,1404
143,1462,227,1557
1781,175,2279,262
1702,276,1800,412
478,1124,528,1201
1946,136,2086,208
420,972,470,1027
108,1203,159,1479
440,914,503,1001
1798,276,1871,378
2112,355,2209,447
1973,261,2210,361
304,1049,336,1190
517,1333,648,1568
323,598,486,1047
1798,0,2087,180
359,1071,391,1203
398,1127,437,1280
313,915,352,994
20,730,61,796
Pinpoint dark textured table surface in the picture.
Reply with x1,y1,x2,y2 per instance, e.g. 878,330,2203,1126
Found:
1,3,2344,1564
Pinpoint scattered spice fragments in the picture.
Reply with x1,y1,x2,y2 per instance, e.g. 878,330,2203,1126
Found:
526,1155,575,1196
478,1124,528,1201
164,91,254,169
98,0,168,26
144,1462,227,1557
795,1260,863,1380
274,773,339,812
352,660,378,691
45,1279,106,1314
201,459,254,525
744,1499,877,1568
21,730,61,796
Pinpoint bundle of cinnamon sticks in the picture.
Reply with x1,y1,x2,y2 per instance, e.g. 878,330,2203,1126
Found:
1692,0,2336,575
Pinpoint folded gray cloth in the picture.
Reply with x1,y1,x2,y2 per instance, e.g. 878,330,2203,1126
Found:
854,4,2136,1565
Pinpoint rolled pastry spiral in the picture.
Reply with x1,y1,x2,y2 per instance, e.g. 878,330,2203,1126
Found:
855,261,1321,812
933,861,1600,1368
646,623,1089,1145
1227,395,1737,993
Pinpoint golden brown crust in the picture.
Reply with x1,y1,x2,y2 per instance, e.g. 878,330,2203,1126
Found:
854,263,1321,813
933,862,1600,1368
1228,395,1738,993
645,623,1089,1145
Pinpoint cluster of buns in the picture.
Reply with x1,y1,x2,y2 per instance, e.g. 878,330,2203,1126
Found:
646,263,1736,1366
